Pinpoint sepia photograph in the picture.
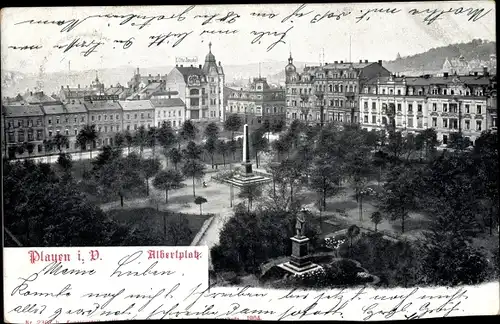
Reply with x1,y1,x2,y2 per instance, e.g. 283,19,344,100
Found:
1,2,498,321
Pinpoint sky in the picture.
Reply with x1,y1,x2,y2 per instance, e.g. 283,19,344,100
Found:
1,1,496,74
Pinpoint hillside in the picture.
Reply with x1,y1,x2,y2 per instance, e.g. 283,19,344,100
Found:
384,39,496,74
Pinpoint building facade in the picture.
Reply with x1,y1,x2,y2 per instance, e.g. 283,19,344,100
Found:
60,75,105,103
285,54,391,125
165,43,225,123
2,104,45,158
358,71,493,144
226,77,286,127
151,95,186,129
118,100,155,133
84,95,122,147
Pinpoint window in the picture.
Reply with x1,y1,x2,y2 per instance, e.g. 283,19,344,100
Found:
432,117,437,127
476,120,482,131
397,103,402,111
451,119,458,129
81,116,85,122
38,144,42,153
110,115,113,120
477,105,482,114
98,126,102,132
465,104,470,113
104,126,108,132
408,104,413,112
450,104,457,113
372,116,376,124
127,125,130,131
141,113,144,119
465,120,470,130
134,124,137,130
443,104,448,112
91,116,95,121
65,129,69,136
407,118,413,128
443,119,448,128
56,117,60,124
117,125,120,132
74,129,78,135
127,114,130,120
48,130,53,137
364,115,368,123
98,115,101,121
417,117,423,128
417,104,422,112
397,89,401,95
48,118,52,125
74,117,78,123
8,132,15,143
104,114,107,120
134,113,138,119
36,130,43,140
433,103,437,111
372,102,376,110
116,114,119,120
443,135,448,145
364,102,368,109
443,89,448,95
28,130,34,141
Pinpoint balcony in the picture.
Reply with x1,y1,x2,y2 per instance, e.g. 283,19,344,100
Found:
345,92,355,98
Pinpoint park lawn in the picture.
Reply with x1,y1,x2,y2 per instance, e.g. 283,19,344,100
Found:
106,207,212,243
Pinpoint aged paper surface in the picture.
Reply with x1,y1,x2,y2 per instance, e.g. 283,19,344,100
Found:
2,1,498,322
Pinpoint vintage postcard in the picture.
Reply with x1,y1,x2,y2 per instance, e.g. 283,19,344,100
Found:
2,1,498,322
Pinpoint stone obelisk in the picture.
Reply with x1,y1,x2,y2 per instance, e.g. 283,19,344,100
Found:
242,124,253,176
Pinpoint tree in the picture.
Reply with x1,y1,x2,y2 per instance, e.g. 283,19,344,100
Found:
24,142,35,158
344,150,372,221
238,184,262,212
142,158,161,196
216,139,229,166
157,121,176,152
224,114,243,143
168,147,183,170
147,126,159,161
228,139,238,164
194,196,208,216
370,211,383,232
272,137,290,162
415,128,439,160
97,156,144,207
271,119,286,134
310,153,341,212
53,133,69,154
124,130,134,154
80,124,99,159
114,132,125,153
204,122,220,140
379,166,422,234
346,225,361,257
153,169,184,203
182,159,206,197
16,144,25,157
183,141,203,160
92,145,121,172
43,139,54,163
448,132,472,151
251,128,268,168
133,125,148,158
57,152,73,171
76,131,87,162
164,215,192,245
204,136,217,169
179,120,198,148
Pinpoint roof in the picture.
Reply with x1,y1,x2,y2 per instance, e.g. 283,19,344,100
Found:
118,100,154,111
2,104,44,117
364,75,491,86
23,92,57,104
174,66,206,83
65,102,87,113
151,98,185,108
105,86,126,95
84,101,121,111
322,62,374,69
151,90,179,97
41,103,65,114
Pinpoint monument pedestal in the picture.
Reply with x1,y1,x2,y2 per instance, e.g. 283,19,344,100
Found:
278,236,322,275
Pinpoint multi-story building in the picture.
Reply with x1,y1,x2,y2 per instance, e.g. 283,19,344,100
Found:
84,95,122,147
118,100,155,133
285,54,391,125
486,76,497,131
150,91,186,129
226,77,286,128
59,75,105,103
2,104,45,158
63,101,88,150
358,70,493,144
165,42,225,123
105,83,130,100
41,103,70,150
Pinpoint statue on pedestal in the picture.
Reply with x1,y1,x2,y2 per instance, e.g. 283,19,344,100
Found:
295,210,307,238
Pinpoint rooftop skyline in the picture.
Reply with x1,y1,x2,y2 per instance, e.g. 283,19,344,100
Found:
1,2,495,74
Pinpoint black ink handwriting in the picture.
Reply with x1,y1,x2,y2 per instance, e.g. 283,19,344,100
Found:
355,8,401,23
200,29,238,36
8,45,42,50
148,31,193,48
281,4,313,23
194,11,240,25
250,12,279,19
114,37,134,49
53,38,105,57
310,10,352,23
250,26,294,52
408,7,492,25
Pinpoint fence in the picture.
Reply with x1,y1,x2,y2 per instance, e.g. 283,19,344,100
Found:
190,213,217,246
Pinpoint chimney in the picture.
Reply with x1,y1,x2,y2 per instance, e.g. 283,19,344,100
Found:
444,72,449,78
158,73,160,77
365,60,368,63
176,64,178,67
340,60,343,63
334,61,338,64
483,66,488,75
219,61,221,66
359,60,362,63
474,72,478,76
378,60,382,65
67,85,69,89
61,85,63,89
30,91,33,96
199,64,202,69
78,84,80,88
180,65,184,67
190,64,193,67
137,67,140,75
149,74,152,77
